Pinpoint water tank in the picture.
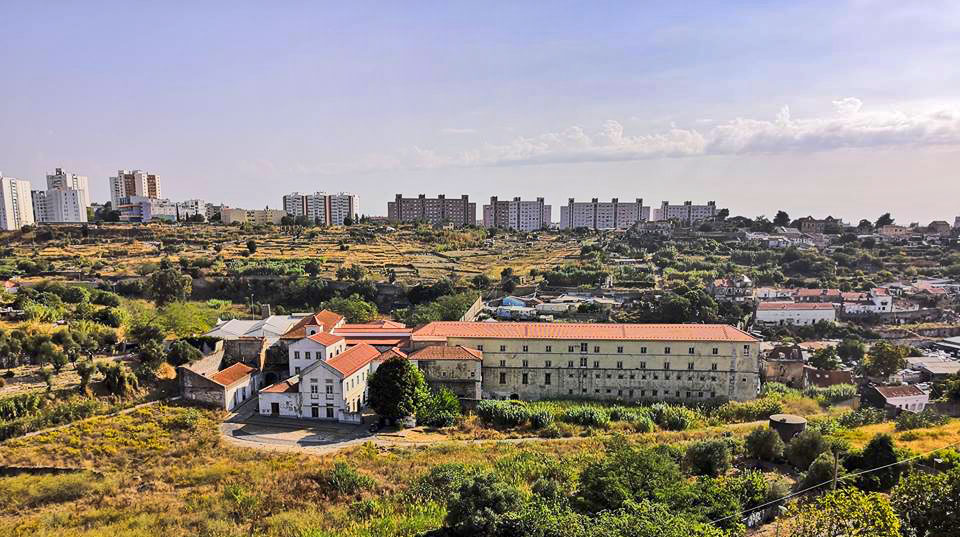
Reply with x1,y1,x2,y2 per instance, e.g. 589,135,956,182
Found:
768,414,807,442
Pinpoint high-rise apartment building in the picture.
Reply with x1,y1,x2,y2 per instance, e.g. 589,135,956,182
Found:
176,199,207,220
282,192,359,225
387,194,476,226
559,198,649,230
109,170,161,206
482,197,551,231
653,201,717,224
0,174,36,230
32,188,87,223
46,168,90,209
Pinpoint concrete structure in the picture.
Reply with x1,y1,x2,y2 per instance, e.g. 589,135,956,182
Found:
387,194,476,226
878,224,910,238
116,195,178,222
769,414,807,442
109,169,161,206
955,216,960,229
797,216,843,234
707,275,753,301
282,192,359,225
408,345,483,402
176,199,207,220
862,384,929,414
755,302,836,326
221,207,286,225
31,187,87,223
46,168,90,209
653,201,717,224
841,289,892,315
204,315,307,346
410,321,761,402
482,197,551,231
0,175,35,230
559,198,649,230
178,352,262,411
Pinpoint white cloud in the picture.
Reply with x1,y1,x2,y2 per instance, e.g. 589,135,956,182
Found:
394,99,960,169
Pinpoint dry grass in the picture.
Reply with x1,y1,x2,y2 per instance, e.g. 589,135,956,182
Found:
840,418,960,453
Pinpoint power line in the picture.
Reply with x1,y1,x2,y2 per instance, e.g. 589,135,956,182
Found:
710,436,960,525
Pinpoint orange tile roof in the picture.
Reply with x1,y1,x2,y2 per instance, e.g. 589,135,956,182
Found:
757,303,835,311
412,322,758,343
344,337,409,347
282,310,344,339
326,343,381,377
307,332,345,346
339,320,407,329
378,347,408,360
209,363,256,386
409,345,483,361
261,378,299,393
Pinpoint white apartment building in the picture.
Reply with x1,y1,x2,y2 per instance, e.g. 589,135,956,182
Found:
282,192,359,225
32,188,87,223
653,201,717,224
755,303,836,326
46,168,90,209
559,198,649,230
109,170,162,206
482,197,551,231
221,207,286,225
0,175,36,230
117,196,178,222
176,199,207,220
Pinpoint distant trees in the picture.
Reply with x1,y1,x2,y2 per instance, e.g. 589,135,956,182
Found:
246,240,257,254
146,261,192,306
323,294,378,323
367,356,428,423
874,213,894,228
773,211,790,227
862,341,908,379
809,346,841,370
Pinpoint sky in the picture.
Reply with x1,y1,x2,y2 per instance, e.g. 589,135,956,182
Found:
1,1,959,224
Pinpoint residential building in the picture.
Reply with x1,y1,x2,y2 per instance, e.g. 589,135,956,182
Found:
408,345,483,402
31,187,87,223
387,194,476,226
558,198,649,230
653,201,717,224
755,303,836,326
878,224,910,238
221,207,286,225
482,197,551,231
707,275,753,301
0,174,35,230
954,216,960,229
409,321,761,402
797,216,843,234
109,169,161,206
46,168,90,209
840,289,892,315
330,320,413,350
178,352,262,411
861,385,928,414
205,203,225,221
282,192,359,225
794,288,843,303
204,314,309,346
116,196,178,222
176,199,207,220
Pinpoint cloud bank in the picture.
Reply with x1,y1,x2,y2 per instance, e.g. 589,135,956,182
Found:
399,99,960,169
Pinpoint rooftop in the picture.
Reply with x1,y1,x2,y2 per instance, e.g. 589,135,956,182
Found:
261,378,299,393
757,303,836,311
411,321,758,343
209,363,256,386
326,343,382,377
873,385,926,399
281,310,345,339
409,345,483,361
307,332,345,346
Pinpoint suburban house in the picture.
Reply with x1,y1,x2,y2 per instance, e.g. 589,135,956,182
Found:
408,345,483,402
179,351,262,411
707,275,753,301
794,288,843,303
755,302,837,326
840,289,892,315
861,384,929,414
280,310,347,342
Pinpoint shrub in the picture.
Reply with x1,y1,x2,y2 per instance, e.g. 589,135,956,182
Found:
836,407,886,428
803,384,857,405
785,429,830,469
559,406,610,428
417,387,462,427
650,403,701,431
411,463,476,502
445,473,523,536
713,397,784,423
745,426,785,462
530,409,553,429
475,400,530,427
895,409,949,431
684,438,732,477
315,462,375,498
797,451,841,491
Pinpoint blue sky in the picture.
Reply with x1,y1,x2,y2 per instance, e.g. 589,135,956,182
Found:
2,1,959,223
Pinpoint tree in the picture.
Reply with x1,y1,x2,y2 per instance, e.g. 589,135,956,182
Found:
848,434,901,491
445,473,523,537
891,466,960,537
786,488,900,537
246,239,257,254
367,356,428,423
809,346,841,370
471,273,491,290
785,429,829,469
146,264,192,306
836,339,866,362
684,439,732,477
323,294,378,323
578,439,683,512
343,216,353,226
862,341,908,379
874,213,894,228
168,339,202,366
97,362,139,397
417,387,462,427
745,426,785,462
773,211,790,227
76,360,96,394
797,451,842,491
304,260,322,276
139,340,167,370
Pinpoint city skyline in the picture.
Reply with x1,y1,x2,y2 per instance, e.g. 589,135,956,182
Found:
2,1,959,223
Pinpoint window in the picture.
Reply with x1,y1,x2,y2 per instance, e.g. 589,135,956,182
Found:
522,373,529,385
295,367,301,375
743,345,751,355
664,362,671,370
568,345,575,352
629,389,634,398
629,374,635,379
640,361,647,369
499,372,506,384
567,360,574,368
688,347,695,355
616,361,623,369
664,347,671,354
640,346,647,354
652,390,658,397
711,391,716,398
593,361,599,368
545,345,552,353
545,360,552,368
305,351,311,360
522,345,529,352
477,345,483,351
617,346,624,353
580,357,587,367
499,359,506,367
500,345,506,352
294,351,300,359
580,343,588,353
311,385,318,393
522,359,529,367
686,391,691,398
544,373,551,385
688,362,694,370
712,347,719,355
592,345,599,353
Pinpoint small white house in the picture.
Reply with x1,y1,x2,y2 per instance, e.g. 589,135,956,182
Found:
288,332,348,376
864,385,929,413
755,302,836,326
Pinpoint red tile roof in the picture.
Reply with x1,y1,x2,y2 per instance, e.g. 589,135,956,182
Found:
307,332,345,346
344,337,410,347
261,378,299,393
412,322,758,343
873,385,926,399
209,363,256,386
378,347,408,360
409,345,483,361
339,320,407,329
326,343,381,377
282,310,344,339
757,303,836,311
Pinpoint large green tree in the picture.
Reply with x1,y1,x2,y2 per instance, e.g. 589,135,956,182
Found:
367,356,428,422
787,488,900,537
862,342,908,379
146,262,192,306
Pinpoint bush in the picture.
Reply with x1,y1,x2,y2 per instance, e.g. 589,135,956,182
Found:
785,429,830,469
650,403,701,431
745,426,785,462
445,473,523,536
684,439,732,477
803,383,857,405
713,397,784,423
559,406,610,428
530,409,553,429
895,409,949,431
475,400,530,427
315,462,375,498
797,451,841,491
411,463,477,502
417,387,462,427
836,407,886,428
